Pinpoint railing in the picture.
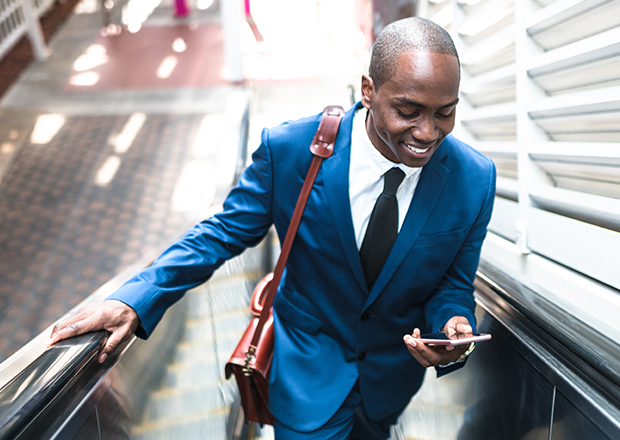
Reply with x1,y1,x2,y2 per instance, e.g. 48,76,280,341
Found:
0,0,49,62
476,264,620,395
0,331,107,439
472,265,620,439
0,246,171,440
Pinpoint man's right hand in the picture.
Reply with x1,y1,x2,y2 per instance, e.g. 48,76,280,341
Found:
48,300,140,363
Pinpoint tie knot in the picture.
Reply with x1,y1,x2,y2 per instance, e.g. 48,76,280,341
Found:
383,167,405,196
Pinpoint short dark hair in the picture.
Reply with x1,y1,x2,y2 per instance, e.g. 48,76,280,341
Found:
369,17,460,90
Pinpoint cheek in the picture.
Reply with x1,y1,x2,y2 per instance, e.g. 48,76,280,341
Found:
381,125,407,145
379,117,409,137
375,116,394,137
437,118,455,134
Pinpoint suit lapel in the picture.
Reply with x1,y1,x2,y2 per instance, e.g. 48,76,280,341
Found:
324,105,368,293
365,143,450,307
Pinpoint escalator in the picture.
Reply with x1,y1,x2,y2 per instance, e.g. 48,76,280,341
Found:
2,0,620,431
395,262,620,440
3,246,620,439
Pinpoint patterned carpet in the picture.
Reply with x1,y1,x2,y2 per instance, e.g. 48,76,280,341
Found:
0,112,222,360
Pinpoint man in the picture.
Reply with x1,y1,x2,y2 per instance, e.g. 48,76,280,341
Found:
50,17,495,439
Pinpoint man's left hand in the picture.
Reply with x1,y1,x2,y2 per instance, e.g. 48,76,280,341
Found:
402,316,473,368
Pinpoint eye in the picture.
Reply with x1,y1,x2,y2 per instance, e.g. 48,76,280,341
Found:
397,109,418,118
436,110,454,119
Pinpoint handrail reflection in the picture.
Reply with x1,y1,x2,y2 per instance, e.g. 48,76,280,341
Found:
0,331,107,439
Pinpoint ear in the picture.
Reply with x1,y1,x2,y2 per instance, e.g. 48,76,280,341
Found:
361,75,375,109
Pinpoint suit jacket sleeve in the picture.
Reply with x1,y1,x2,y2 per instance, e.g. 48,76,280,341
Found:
425,158,496,352
107,129,276,338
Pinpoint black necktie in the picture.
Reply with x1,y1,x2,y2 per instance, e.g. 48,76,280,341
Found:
360,167,406,290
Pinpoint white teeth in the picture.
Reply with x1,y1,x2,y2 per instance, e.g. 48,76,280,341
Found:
406,144,430,154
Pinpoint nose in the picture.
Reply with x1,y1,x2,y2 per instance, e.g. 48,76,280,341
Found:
411,115,437,144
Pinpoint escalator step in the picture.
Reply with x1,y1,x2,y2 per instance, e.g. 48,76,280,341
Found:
132,411,227,440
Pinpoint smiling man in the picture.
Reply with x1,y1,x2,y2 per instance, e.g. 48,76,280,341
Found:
50,17,495,440
363,21,461,169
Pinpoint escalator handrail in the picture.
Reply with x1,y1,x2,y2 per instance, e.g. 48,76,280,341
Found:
475,263,620,391
0,331,107,439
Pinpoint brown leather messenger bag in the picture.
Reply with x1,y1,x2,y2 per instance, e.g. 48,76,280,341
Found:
225,105,345,426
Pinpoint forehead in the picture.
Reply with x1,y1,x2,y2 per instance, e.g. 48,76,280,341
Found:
381,51,460,101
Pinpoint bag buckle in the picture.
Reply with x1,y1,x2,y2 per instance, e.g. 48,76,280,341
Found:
242,352,255,376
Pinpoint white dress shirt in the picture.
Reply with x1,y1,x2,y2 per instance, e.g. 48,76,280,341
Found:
349,108,423,250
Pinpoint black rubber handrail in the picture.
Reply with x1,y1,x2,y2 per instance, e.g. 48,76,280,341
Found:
476,262,620,391
0,331,107,439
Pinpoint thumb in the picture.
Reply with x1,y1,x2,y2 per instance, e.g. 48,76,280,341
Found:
458,323,473,334
455,318,473,335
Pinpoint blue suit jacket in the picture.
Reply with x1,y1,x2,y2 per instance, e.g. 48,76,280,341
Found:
109,103,496,430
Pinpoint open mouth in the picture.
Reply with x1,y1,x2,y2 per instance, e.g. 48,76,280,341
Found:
404,142,432,154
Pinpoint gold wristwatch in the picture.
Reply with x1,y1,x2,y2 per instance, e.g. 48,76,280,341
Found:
457,342,476,362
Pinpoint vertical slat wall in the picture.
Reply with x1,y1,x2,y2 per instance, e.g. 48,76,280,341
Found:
33,0,55,15
0,0,50,61
0,0,28,57
424,0,620,331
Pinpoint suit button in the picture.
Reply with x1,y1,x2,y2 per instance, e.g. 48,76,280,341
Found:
358,352,366,361
361,313,369,321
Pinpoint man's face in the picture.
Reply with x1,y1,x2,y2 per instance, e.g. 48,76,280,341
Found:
361,51,460,168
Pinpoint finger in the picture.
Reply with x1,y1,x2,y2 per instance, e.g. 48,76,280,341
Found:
403,336,431,367
403,329,422,352
98,323,134,363
404,335,443,367
49,318,88,346
49,305,99,341
403,334,416,348
455,322,473,335
98,329,122,363
444,317,472,338
444,321,457,338
408,328,449,363
49,308,109,346
49,313,83,343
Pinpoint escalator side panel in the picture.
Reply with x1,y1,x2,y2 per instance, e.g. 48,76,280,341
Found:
398,307,555,440
65,406,100,440
551,390,611,440
399,281,620,440
455,312,554,440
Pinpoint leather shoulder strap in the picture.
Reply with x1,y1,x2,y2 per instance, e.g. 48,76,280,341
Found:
249,105,345,353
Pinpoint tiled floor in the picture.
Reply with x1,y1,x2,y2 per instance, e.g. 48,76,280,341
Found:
63,23,228,91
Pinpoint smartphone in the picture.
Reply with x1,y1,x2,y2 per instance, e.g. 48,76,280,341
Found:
414,332,492,346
